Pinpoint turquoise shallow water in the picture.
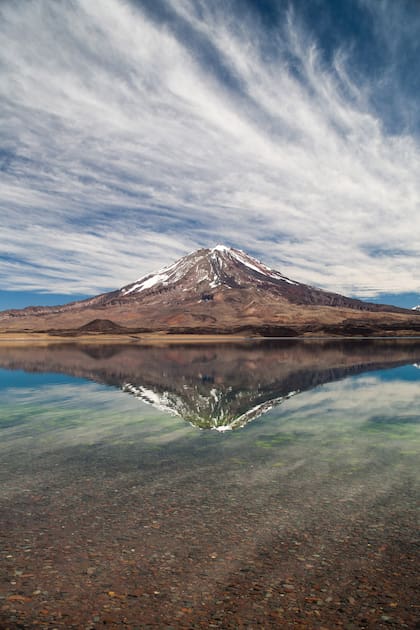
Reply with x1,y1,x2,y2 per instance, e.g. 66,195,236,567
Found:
0,340,419,628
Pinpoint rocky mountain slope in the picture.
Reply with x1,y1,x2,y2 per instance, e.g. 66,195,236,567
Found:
1,246,419,336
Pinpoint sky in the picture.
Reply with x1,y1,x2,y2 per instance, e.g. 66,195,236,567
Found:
1,0,419,310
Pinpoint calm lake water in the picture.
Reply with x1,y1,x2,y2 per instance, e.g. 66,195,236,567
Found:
0,340,419,629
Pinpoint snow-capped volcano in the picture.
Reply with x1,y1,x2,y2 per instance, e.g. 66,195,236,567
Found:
119,245,298,297
412,305,420,311
108,245,413,318
1,244,419,337
111,244,401,313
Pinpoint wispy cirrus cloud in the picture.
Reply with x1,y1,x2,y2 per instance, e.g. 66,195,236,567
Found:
0,0,419,297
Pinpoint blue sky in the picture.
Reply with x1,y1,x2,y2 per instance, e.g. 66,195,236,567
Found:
1,0,419,310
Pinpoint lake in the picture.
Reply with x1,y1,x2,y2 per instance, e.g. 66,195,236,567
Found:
0,340,419,629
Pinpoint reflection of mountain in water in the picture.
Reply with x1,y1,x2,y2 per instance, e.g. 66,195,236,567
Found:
122,382,299,430
1,340,420,429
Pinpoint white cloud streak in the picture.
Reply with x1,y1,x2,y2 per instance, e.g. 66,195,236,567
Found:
0,0,419,297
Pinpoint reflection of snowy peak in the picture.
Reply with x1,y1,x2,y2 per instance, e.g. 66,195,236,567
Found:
1,341,420,430
120,245,298,296
122,381,298,430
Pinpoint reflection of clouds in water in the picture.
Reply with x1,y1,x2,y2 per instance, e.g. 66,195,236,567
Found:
1,382,136,409
0,382,191,448
1,370,419,454
281,374,420,429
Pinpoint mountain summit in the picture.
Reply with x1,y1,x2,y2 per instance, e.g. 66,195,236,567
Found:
1,245,419,337
119,245,299,297
122,245,297,296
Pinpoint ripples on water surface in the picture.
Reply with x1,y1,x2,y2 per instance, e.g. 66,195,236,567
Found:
0,340,419,628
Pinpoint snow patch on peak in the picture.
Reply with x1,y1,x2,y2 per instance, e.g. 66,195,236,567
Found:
211,244,231,253
230,249,267,275
412,305,420,311
121,251,197,295
228,248,300,286
123,272,169,295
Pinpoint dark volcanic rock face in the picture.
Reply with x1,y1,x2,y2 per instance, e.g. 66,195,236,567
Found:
0,246,418,335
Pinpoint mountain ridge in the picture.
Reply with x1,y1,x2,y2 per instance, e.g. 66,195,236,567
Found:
1,246,419,337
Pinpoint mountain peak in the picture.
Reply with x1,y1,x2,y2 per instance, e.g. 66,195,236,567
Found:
211,244,231,253
119,245,298,297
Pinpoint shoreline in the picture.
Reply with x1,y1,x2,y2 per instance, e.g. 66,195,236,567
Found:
1,331,420,345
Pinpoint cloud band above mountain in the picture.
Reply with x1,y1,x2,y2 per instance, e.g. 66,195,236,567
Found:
1,0,419,297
